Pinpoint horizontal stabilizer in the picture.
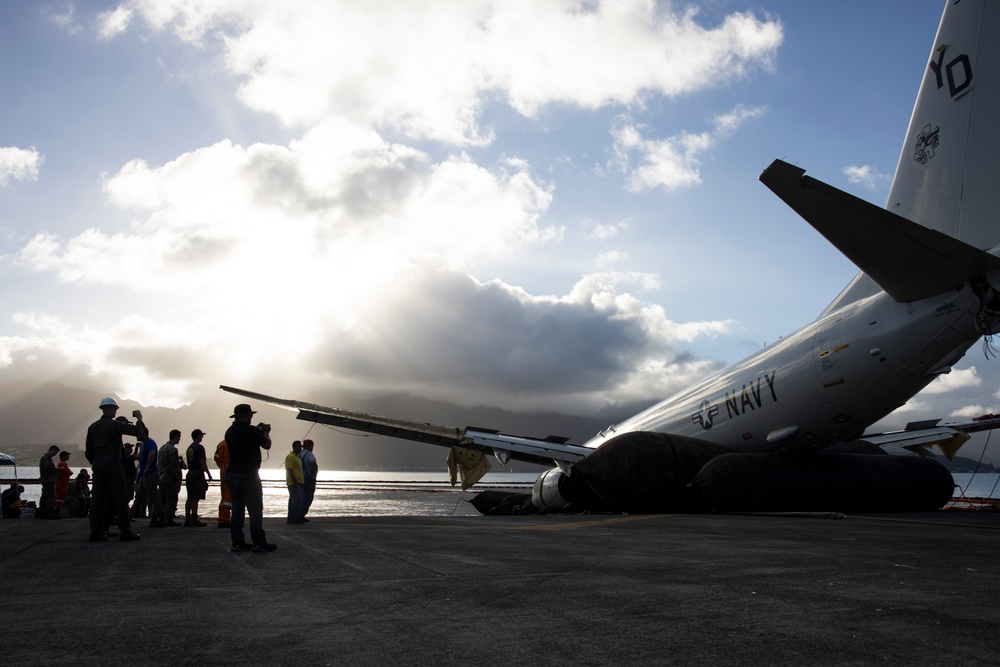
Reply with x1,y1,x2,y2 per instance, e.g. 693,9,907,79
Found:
857,415,1000,459
220,385,591,468
760,160,1000,303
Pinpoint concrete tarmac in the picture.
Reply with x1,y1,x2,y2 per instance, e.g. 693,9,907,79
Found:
1,510,998,666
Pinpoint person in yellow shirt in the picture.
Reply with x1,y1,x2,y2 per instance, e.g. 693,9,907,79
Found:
284,440,305,525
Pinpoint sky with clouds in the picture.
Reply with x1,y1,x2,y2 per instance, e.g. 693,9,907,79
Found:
2,0,997,463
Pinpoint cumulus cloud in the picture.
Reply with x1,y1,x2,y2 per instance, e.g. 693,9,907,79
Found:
589,220,629,240
843,164,890,191
107,0,781,144
587,271,661,292
868,362,1000,436
609,105,766,191
0,146,43,186
97,6,133,39
49,5,83,34
6,117,733,409
949,403,999,419
19,119,558,291
305,262,734,412
1,259,735,411
0,2,779,414
0,312,131,392
596,249,627,265
922,366,982,394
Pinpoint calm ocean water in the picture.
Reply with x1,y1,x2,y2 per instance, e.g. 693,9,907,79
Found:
1,466,538,518
255,468,538,517
949,472,1000,503
3,466,998,517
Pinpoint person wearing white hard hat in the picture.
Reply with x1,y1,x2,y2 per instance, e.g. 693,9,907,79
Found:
84,396,145,542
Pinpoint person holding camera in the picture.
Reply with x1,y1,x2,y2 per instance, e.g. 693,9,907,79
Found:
224,403,277,552
85,398,144,542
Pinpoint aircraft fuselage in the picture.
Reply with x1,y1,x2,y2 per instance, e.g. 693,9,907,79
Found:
585,276,994,453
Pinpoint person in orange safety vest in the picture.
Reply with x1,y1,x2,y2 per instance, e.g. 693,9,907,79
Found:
214,440,231,527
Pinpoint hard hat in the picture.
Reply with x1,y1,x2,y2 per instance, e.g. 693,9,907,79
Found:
99,396,119,409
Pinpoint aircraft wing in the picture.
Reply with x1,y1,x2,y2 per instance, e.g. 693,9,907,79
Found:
759,159,1000,303
857,415,1000,459
219,385,592,468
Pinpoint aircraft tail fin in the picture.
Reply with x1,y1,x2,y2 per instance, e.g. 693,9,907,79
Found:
823,0,1000,312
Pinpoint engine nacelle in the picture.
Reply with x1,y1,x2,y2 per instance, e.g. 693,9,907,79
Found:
530,467,574,513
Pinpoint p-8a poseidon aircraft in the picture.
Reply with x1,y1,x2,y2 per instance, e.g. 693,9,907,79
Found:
225,0,1000,515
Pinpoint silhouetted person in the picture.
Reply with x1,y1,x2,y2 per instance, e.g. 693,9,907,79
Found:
214,440,231,528
224,403,276,552
38,446,60,519
122,441,138,510
67,469,91,518
285,440,305,524
2,483,25,519
55,450,73,515
184,429,212,526
131,424,168,527
300,438,318,521
85,397,143,542
158,429,185,525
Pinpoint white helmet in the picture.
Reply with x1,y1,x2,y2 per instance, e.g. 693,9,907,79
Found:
99,396,119,409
